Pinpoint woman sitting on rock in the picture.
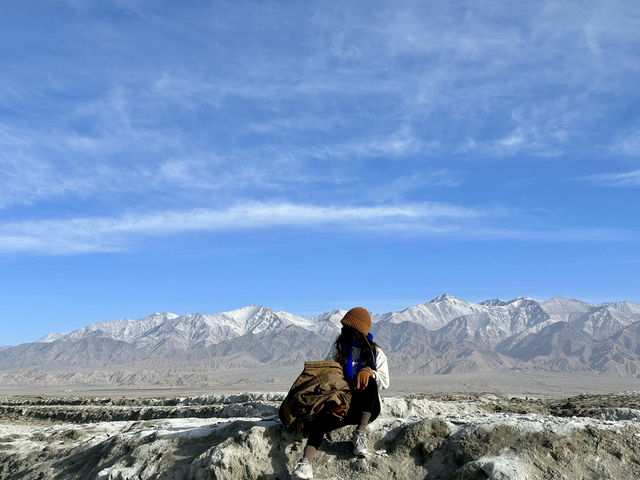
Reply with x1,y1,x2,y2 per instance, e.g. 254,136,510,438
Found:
292,307,390,479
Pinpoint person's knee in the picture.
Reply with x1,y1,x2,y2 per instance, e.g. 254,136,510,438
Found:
362,377,377,396
353,376,377,393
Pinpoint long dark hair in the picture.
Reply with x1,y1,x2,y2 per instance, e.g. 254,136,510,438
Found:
334,326,378,369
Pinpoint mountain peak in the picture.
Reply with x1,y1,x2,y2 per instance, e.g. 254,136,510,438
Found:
36,332,68,343
233,304,270,312
143,312,179,320
430,293,459,303
478,299,508,306
503,296,536,306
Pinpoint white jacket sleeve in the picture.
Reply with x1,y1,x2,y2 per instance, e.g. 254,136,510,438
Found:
372,348,390,389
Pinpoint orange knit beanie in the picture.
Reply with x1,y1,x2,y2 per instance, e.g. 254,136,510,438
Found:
340,307,372,336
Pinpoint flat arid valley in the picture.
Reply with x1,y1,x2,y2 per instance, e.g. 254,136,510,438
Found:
2,386,640,479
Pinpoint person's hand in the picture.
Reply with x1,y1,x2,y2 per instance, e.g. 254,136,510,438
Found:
356,367,374,389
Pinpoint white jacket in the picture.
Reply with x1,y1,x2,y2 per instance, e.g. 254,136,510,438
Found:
325,340,390,390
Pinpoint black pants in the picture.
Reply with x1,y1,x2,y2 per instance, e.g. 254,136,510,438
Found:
306,378,379,449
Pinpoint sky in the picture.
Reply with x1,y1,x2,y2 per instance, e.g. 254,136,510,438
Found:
1,0,639,345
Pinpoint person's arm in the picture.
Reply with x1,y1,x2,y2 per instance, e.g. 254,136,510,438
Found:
371,348,390,389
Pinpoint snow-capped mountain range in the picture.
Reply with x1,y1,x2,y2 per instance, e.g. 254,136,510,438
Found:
34,305,339,350
38,294,640,349
2,294,640,380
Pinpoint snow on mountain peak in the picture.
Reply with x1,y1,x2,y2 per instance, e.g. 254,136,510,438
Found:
430,293,459,303
569,305,637,339
508,296,534,304
374,295,483,330
50,312,178,345
24,296,640,354
600,300,640,319
541,297,592,322
36,332,68,343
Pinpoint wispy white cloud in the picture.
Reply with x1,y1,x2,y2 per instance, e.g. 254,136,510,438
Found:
2,0,639,245
458,226,630,243
584,169,640,187
0,202,483,254
0,154,99,209
612,129,640,156
0,201,628,255
362,171,463,203
6,1,640,163
307,126,425,160
474,105,577,157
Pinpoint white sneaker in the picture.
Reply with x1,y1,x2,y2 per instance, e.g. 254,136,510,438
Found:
292,457,313,479
352,429,369,457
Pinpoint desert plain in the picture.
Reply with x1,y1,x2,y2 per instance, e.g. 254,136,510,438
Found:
1,372,639,480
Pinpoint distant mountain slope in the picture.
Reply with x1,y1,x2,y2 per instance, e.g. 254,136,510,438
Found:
583,321,640,376
0,337,142,370
569,306,636,340
502,322,594,362
540,297,592,322
602,301,640,320
2,295,640,383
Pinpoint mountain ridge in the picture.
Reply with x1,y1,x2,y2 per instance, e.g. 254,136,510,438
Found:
32,295,640,347
3,295,640,383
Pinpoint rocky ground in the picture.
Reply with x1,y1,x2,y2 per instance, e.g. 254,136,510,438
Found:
1,391,640,479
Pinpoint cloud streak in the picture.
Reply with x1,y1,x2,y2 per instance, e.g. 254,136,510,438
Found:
0,1,638,256
0,202,480,254
0,202,628,255
584,169,640,187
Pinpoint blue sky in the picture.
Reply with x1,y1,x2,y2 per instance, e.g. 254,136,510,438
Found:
1,1,639,345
